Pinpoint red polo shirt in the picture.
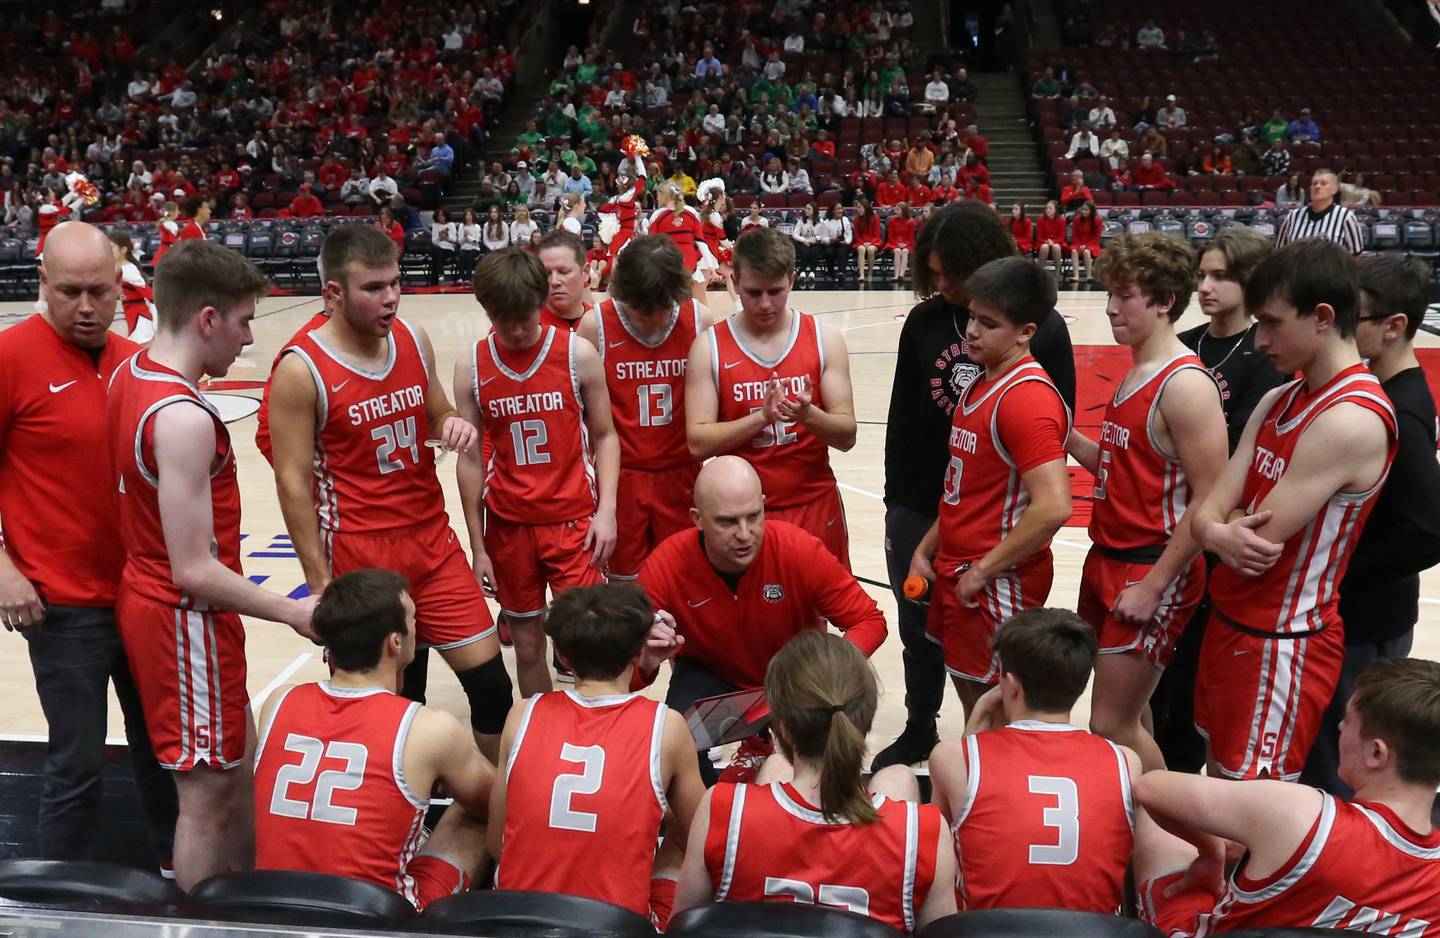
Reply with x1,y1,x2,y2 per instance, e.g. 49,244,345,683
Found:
638,520,887,688
0,316,140,605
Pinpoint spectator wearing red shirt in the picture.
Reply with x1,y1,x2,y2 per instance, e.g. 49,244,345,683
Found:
809,130,836,160
1131,152,1174,191
966,180,994,205
1060,169,1094,211
1006,204,1034,254
876,171,907,207
957,153,990,190
962,125,989,160
317,158,347,191
1035,200,1068,273
288,184,323,218
1068,201,1103,284
373,206,405,249
214,165,240,193
883,203,917,281
637,457,886,782
852,198,884,281
907,174,933,206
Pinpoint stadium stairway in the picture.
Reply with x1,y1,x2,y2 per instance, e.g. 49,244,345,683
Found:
972,72,1050,212
443,86,551,213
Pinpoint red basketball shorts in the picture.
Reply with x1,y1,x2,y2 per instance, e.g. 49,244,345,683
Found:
767,485,850,570
1078,549,1205,670
610,462,700,579
404,853,471,911
329,516,495,649
925,551,1054,683
117,591,248,771
1137,869,1222,935
1194,608,1345,781
484,515,605,618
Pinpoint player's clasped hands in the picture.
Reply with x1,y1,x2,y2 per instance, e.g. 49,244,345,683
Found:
774,374,813,424
0,566,45,631
1210,510,1284,577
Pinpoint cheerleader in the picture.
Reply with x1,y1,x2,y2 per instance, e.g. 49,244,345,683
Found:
1068,200,1103,284
697,178,736,307
598,167,646,264
647,181,709,307
107,230,156,343
559,192,586,236
1005,203,1034,256
851,197,883,282
1035,200,1068,275
883,202,916,282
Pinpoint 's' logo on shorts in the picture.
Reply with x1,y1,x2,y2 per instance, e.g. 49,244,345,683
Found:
762,584,784,603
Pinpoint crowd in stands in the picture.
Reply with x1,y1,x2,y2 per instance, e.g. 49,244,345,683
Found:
1,0,530,241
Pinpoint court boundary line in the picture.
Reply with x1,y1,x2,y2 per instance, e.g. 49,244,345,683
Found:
251,652,315,711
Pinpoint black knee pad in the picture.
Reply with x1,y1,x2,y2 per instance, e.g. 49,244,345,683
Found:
456,654,514,735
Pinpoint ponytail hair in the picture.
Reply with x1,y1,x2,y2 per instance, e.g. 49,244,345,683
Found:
764,631,879,825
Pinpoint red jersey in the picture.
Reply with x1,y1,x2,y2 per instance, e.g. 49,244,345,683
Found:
256,310,329,464
497,690,668,916
599,178,645,239
637,522,886,689
648,206,704,271
708,311,835,511
1090,353,1212,553
0,317,139,605
1210,366,1396,634
705,782,943,934
1036,214,1068,246
253,682,430,905
539,305,584,333
280,319,445,536
119,262,155,332
1006,217,1033,253
952,722,1135,913
1192,796,1440,935
938,358,1069,565
594,297,703,471
471,327,596,524
108,351,242,608
883,216,916,251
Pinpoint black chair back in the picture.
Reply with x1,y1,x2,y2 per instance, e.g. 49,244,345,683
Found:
668,900,903,938
188,869,415,925
917,909,1166,938
0,858,181,906
422,889,656,938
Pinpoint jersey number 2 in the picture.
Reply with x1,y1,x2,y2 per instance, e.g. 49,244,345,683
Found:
549,743,604,833
269,733,368,826
1027,775,1080,865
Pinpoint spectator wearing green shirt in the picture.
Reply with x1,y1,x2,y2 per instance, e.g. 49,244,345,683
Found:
516,119,544,152
1031,66,1062,98
1261,109,1290,145
575,53,600,85
545,107,574,140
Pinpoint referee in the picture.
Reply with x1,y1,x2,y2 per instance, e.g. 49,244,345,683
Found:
1274,168,1364,254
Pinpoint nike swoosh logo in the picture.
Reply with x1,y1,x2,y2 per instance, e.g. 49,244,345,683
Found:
1233,649,1249,657
330,380,349,393
608,340,626,349
687,597,713,608
723,360,742,369
48,380,78,393
479,376,497,386
826,515,839,527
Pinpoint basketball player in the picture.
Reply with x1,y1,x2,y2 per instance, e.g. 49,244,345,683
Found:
930,609,1141,913
455,247,619,696
265,226,511,759
910,256,1072,717
107,239,318,890
1303,254,1440,797
253,569,492,909
675,631,956,934
0,221,175,864
1068,234,1227,772
537,230,593,332
577,236,712,579
490,583,704,926
637,457,886,710
1150,226,1283,773
1190,239,1397,781
1136,658,1440,933
685,227,857,566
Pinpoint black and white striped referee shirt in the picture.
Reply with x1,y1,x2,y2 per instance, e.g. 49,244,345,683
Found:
1275,202,1364,254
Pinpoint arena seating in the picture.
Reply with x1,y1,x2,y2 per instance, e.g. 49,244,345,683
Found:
186,869,417,926
0,859,180,907
423,889,656,936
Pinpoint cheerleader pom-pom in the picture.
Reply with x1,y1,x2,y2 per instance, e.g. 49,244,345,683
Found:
697,177,726,203
620,135,650,160
597,213,620,245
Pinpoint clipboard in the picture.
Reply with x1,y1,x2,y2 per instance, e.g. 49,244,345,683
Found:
683,688,771,751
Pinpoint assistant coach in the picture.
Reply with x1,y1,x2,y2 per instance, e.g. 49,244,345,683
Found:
637,456,887,715
0,221,176,862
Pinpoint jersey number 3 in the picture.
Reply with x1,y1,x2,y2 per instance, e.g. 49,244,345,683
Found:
1028,775,1080,866
549,743,605,833
269,733,368,826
